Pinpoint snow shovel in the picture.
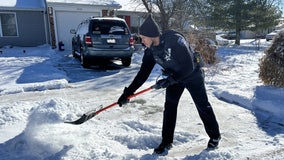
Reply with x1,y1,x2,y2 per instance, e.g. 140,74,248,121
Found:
64,85,156,125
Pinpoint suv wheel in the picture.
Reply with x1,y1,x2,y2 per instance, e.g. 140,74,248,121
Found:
71,42,79,58
72,48,78,58
121,57,131,67
80,53,90,68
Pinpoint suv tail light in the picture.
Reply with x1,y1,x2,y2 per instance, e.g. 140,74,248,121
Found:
129,36,134,46
85,36,92,45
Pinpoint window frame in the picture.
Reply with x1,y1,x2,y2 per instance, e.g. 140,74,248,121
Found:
0,12,19,37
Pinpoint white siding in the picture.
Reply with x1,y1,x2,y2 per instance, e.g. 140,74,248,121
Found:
55,11,99,50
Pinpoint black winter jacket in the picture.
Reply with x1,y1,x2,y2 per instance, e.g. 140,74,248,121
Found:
127,30,196,94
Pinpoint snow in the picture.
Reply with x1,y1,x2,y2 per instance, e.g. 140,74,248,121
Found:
46,0,121,8
0,39,284,159
0,0,46,9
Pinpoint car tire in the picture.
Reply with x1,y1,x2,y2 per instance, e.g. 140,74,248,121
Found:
121,57,131,67
72,44,80,58
80,52,90,68
72,48,78,58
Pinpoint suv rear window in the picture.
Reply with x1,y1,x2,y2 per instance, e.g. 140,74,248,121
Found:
91,20,129,35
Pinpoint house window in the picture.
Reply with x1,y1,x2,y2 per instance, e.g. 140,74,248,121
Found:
0,13,18,37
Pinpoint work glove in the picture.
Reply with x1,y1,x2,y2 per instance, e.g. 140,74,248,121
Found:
154,76,177,89
117,87,133,107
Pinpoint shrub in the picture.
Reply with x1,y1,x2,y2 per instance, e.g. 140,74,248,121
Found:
187,30,218,65
259,30,284,87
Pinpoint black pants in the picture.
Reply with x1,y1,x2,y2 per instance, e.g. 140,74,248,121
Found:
161,69,220,144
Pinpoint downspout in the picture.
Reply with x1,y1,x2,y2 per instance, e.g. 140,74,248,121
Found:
43,0,50,45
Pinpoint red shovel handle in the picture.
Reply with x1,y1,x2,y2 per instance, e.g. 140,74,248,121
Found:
65,85,155,125
95,85,155,115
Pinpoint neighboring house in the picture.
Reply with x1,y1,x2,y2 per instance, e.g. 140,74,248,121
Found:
275,17,284,30
117,10,145,34
115,0,148,34
46,0,121,50
241,17,284,39
0,0,49,47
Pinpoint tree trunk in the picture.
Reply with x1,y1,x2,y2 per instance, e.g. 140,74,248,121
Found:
235,22,241,45
234,0,242,45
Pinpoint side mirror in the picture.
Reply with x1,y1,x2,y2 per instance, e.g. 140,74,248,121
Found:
70,29,76,34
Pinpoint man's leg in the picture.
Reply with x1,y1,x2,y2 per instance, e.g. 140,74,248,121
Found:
185,72,220,140
162,83,184,143
154,83,184,154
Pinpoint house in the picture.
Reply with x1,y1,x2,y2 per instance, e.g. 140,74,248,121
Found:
275,17,284,30
46,0,121,50
115,0,148,34
0,0,49,47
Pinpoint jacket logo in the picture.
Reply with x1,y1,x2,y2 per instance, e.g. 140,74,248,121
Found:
164,48,171,61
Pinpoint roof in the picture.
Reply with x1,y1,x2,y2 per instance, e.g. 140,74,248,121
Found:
47,0,121,8
0,0,46,10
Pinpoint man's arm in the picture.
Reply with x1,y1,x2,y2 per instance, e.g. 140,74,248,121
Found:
117,48,156,106
127,48,156,93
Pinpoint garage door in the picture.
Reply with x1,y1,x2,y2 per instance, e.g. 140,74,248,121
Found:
55,11,100,50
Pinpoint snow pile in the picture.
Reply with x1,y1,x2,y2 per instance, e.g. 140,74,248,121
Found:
252,86,284,124
208,40,284,125
0,45,69,95
0,98,76,159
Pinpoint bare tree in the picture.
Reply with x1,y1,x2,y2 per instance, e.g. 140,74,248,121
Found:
134,0,208,34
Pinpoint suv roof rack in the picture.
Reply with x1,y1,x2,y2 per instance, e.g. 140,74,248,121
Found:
85,16,125,21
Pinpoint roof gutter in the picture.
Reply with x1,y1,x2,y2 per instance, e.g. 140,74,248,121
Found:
0,7,46,11
47,2,121,10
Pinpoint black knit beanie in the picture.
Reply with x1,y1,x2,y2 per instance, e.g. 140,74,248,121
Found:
139,14,160,37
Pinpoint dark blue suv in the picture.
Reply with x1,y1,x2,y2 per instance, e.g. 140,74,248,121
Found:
70,17,134,68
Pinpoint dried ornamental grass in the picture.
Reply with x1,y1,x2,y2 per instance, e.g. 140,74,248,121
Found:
187,30,218,65
259,30,284,87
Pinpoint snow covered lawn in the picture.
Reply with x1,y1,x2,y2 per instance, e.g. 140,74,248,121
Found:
0,40,283,159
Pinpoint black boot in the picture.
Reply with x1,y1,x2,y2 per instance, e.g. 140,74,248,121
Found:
153,142,172,154
207,136,221,150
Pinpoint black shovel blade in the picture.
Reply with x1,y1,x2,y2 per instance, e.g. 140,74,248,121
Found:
64,86,154,125
64,110,97,125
